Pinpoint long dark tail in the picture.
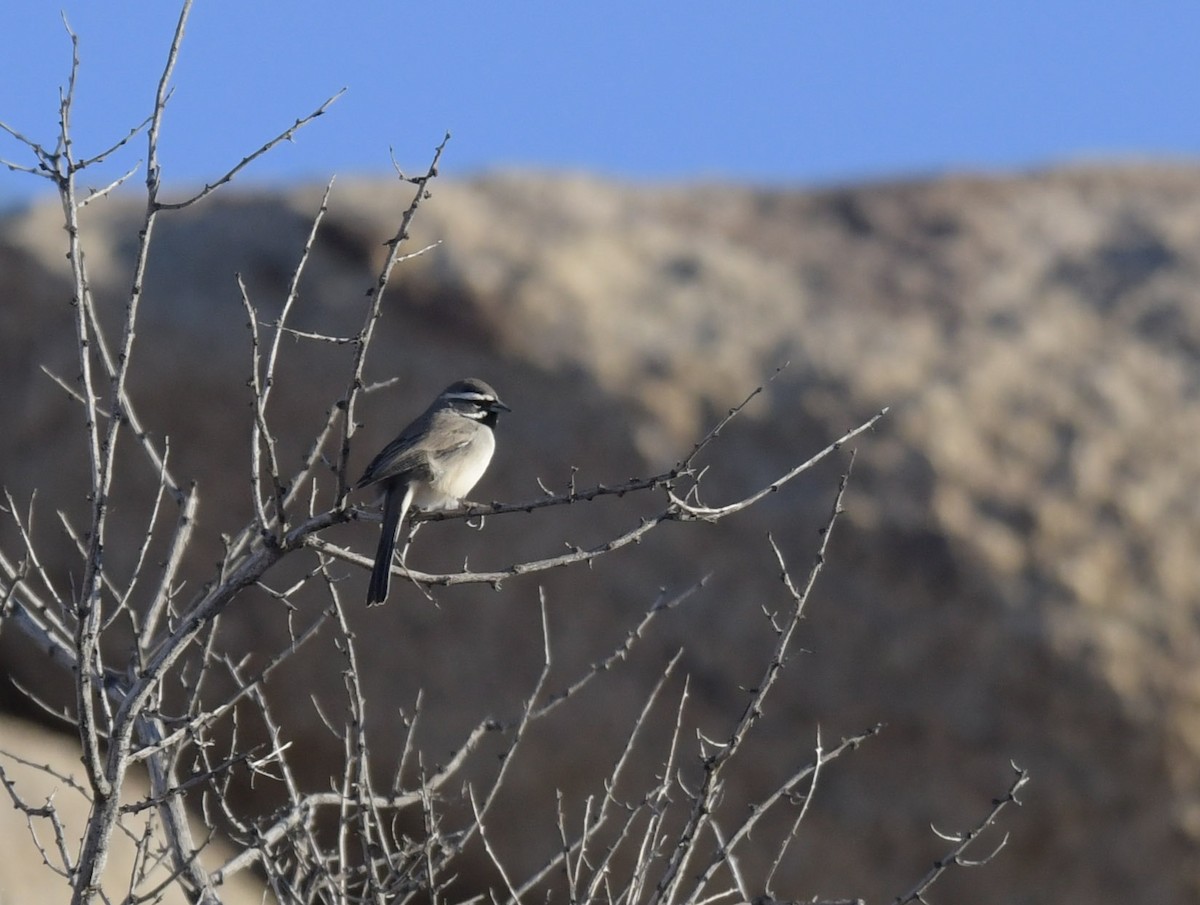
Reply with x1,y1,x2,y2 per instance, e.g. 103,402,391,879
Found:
367,483,411,605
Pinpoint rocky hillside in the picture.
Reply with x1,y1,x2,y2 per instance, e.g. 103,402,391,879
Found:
1,164,1198,903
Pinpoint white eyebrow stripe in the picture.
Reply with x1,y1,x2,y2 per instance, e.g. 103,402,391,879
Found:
444,392,494,403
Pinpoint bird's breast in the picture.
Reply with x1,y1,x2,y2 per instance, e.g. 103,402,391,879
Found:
417,429,496,509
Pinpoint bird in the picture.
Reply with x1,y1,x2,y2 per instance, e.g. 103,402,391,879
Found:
356,378,510,605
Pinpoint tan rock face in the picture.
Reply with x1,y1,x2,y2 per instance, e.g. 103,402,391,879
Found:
1,165,1198,903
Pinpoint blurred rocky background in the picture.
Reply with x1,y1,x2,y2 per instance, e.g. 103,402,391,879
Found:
1,164,1198,904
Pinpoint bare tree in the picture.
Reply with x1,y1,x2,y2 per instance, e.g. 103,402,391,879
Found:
0,4,1027,903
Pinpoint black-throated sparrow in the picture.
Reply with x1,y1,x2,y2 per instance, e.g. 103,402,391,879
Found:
357,378,510,605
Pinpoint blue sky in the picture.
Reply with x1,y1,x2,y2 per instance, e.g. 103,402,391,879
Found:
2,2,1198,203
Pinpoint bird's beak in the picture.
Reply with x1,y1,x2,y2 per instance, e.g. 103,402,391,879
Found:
492,399,512,413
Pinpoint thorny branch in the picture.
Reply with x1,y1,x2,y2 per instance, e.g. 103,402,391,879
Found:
893,763,1030,905
651,457,854,905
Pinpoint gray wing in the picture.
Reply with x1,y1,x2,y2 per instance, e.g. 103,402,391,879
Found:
356,412,432,488
356,409,476,488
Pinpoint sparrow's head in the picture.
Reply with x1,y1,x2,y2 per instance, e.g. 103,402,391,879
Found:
440,378,510,426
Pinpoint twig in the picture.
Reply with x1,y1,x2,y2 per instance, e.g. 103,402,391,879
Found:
155,91,344,211
667,409,887,522
892,763,1030,905
659,455,857,905
335,132,451,500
